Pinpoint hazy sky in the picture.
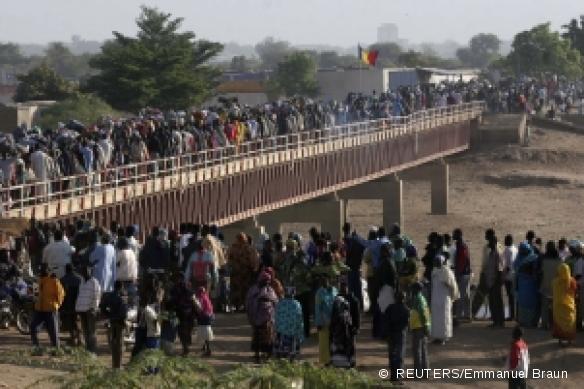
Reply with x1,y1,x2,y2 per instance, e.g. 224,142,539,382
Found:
0,0,582,46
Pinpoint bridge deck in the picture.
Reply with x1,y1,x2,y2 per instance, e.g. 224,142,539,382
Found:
1,103,483,228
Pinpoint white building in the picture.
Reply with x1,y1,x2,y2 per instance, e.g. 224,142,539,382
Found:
317,68,418,101
317,67,480,102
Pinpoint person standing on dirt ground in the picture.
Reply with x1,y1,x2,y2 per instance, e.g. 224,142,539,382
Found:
75,265,102,354
473,229,495,319
505,326,529,389
452,228,471,324
410,282,431,377
539,241,560,330
484,235,505,328
60,263,82,346
503,235,518,321
30,263,65,350
100,281,128,368
385,290,410,384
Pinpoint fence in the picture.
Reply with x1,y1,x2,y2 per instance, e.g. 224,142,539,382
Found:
1,101,484,220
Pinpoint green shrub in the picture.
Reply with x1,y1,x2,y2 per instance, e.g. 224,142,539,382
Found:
1,348,392,389
35,93,123,130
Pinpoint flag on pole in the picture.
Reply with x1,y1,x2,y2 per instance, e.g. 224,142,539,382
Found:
358,45,379,66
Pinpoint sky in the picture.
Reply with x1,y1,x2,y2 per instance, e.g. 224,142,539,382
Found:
0,0,582,46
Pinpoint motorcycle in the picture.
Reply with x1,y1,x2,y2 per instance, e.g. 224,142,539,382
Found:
0,278,34,334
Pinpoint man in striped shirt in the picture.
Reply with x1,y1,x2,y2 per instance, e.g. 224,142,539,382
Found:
75,266,101,353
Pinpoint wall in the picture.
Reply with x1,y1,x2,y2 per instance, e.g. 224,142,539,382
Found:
205,92,268,107
385,69,419,90
317,69,384,101
0,106,17,133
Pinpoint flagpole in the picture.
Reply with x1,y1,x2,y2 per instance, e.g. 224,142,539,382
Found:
358,43,363,94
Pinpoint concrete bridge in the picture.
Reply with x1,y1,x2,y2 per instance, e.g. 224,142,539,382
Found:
1,102,485,241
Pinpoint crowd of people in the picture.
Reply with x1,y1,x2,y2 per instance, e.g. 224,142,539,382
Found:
2,76,581,208
0,216,582,388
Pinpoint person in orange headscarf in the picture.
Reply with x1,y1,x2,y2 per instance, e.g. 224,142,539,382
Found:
552,263,577,346
227,233,259,311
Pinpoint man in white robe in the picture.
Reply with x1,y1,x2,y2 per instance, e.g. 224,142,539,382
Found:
431,254,459,344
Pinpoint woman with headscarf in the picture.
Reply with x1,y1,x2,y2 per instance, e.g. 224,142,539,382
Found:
552,263,577,346
430,254,459,345
514,243,540,327
228,233,259,311
265,267,284,299
329,292,357,368
246,270,278,363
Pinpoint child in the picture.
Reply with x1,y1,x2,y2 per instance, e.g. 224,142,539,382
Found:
505,326,529,389
274,286,304,360
410,282,431,377
194,286,214,356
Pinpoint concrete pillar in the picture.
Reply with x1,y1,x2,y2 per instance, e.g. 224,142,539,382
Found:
221,216,265,246
384,174,403,229
470,115,482,148
257,194,345,240
337,174,403,230
430,160,449,215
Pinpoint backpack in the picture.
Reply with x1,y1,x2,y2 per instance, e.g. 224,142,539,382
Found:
192,256,210,283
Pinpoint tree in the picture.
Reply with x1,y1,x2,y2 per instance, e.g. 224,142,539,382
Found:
504,23,582,78
562,16,584,57
44,42,93,80
255,37,292,70
86,6,223,111
456,33,501,68
0,43,25,65
269,52,319,98
14,63,77,102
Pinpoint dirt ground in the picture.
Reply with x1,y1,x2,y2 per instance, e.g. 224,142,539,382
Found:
2,127,584,388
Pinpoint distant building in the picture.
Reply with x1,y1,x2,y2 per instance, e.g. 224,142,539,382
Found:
317,68,417,101
377,23,399,43
205,80,269,107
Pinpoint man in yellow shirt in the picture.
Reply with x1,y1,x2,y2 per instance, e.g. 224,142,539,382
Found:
31,263,65,348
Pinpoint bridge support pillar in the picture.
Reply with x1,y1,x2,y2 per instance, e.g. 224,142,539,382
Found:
220,217,265,246
258,194,345,240
430,160,449,215
337,174,403,230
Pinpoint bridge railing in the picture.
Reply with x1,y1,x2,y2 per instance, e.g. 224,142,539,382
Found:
0,101,484,215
